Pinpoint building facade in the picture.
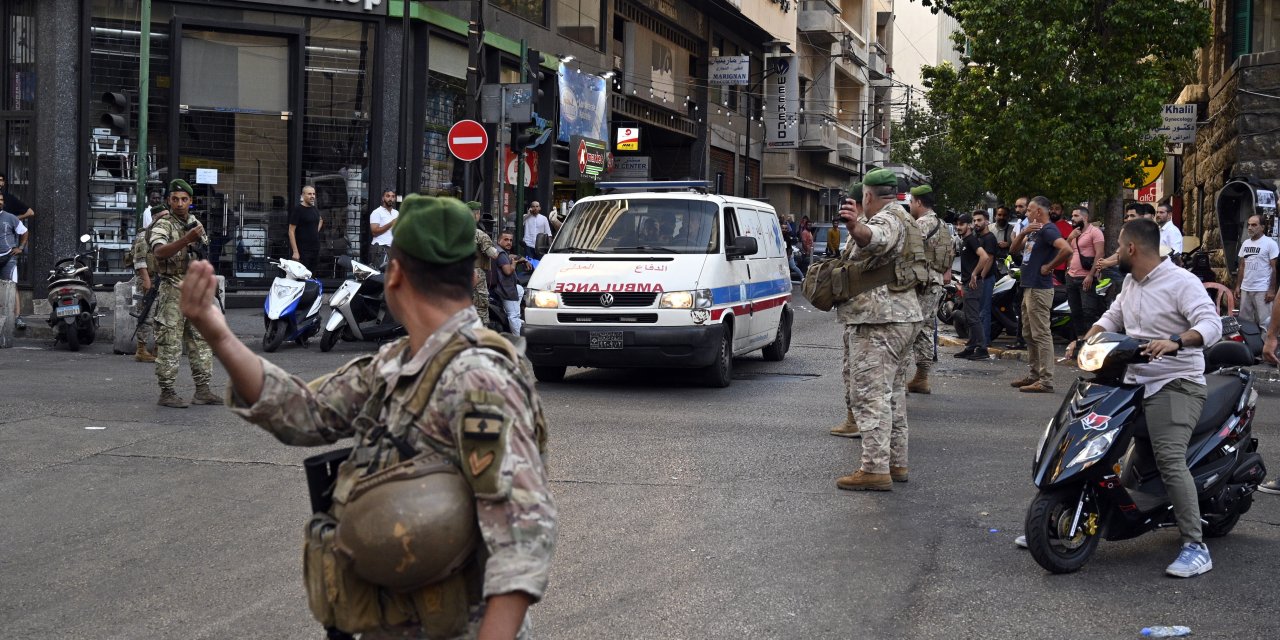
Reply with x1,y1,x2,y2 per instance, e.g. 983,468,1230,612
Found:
1176,0,1280,279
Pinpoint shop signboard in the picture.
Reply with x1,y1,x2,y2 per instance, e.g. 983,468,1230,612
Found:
558,65,608,144
616,126,640,152
610,156,650,180
765,54,799,148
570,136,608,181
1155,104,1197,144
710,56,750,86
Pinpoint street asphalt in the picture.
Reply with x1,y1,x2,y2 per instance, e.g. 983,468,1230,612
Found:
3,291,1280,639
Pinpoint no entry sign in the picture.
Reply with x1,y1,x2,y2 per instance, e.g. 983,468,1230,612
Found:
447,120,489,162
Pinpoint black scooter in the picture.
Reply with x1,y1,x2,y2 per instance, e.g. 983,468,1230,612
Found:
45,233,100,351
1025,333,1265,573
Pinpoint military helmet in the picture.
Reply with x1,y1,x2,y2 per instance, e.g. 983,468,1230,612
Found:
335,459,478,592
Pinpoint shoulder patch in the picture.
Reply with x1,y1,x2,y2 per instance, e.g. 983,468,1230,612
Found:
462,411,504,442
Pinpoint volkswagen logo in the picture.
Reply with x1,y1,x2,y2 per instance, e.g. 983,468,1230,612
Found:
599,293,615,307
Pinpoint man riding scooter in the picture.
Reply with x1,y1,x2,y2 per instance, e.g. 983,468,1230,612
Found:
1016,218,1222,578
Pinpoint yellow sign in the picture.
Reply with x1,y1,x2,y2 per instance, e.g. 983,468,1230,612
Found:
1123,156,1165,189
616,126,639,152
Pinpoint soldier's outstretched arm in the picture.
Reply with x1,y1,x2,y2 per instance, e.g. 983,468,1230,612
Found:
182,260,369,446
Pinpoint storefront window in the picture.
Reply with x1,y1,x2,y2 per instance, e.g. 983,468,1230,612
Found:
496,0,545,25
422,71,467,195
557,0,602,48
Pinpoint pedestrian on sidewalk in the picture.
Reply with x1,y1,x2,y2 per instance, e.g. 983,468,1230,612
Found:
1009,196,1072,393
1235,215,1277,329
368,189,398,268
1065,206,1106,354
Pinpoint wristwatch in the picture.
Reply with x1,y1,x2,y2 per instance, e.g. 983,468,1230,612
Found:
1169,334,1183,349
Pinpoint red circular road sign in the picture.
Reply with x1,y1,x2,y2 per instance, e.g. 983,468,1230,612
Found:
447,120,489,162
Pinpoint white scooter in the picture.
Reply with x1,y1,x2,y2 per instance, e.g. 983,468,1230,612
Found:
262,258,323,352
319,255,403,352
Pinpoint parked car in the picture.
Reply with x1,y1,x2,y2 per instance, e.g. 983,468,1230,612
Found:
809,222,851,258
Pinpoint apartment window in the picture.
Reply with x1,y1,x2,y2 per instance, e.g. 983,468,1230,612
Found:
557,0,601,48
496,0,545,25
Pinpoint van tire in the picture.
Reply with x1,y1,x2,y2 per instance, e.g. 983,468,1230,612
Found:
762,309,791,362
533,365,566,383
701,325,733,388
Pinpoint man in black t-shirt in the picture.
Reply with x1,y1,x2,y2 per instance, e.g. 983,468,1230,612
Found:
1010,196,1073,392
288,185,323,273
955,213,997,360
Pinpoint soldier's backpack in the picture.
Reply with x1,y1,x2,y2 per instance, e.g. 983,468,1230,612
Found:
923,217,955,275
801,207,931,311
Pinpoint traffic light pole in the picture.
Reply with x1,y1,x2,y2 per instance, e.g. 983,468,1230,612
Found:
514,39,527,252
135,0,151,228
495,83,506,240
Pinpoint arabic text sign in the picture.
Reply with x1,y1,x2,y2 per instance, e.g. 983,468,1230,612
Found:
1155,104,1197,144
709,56,750,86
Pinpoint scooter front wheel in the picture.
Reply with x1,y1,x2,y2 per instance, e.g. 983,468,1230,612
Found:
320,328,340,353
263,319,288,352
1025,487,1101,574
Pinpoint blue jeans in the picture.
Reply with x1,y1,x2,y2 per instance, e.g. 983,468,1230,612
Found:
979,275,995,346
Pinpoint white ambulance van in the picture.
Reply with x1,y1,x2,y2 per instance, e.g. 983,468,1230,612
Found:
522,181,793,387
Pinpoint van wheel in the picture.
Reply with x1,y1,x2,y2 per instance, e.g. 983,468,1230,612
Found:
533,366,566,383
701,325,733,388
762,310,791,362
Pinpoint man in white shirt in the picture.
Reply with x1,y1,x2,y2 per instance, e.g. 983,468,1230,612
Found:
1156,203,1184,265
1047,218,1220,577
522,200,552,258
368,189,398,267
1010,196,1031,265
1235,215,1278,327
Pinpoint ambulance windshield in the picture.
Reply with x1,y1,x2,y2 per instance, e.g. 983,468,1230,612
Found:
551,198,719,254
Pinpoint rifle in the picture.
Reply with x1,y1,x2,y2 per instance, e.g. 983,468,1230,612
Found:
131,284,160,340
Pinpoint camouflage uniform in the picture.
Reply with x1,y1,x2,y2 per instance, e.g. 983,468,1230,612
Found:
125,221,160,348
148,213,213,393
473,229,498,322
912,210,950,371
228,307,555,639
836,201,923,474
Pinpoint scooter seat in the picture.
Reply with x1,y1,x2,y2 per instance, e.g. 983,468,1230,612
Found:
1193,374,1245,436
1133,374,1244,440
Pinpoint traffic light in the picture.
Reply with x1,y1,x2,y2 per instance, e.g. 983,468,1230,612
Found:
100,91,131,138
525,49,546,100
512,124,540,151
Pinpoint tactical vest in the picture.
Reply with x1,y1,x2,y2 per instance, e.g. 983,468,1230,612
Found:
475,229,494,272
145,215,204,277
127,213,166,275
922,216,955,276
801,206,931,310
859,206,931,293
303,328,547,638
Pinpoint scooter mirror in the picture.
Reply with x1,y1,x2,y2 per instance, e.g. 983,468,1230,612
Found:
79,234,92,243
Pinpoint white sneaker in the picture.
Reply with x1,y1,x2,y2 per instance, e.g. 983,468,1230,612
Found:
1165,542,1212,578
1014,534,1028,549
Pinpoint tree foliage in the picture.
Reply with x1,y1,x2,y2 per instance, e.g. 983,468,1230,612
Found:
918,0,1209,242
890,102,987,215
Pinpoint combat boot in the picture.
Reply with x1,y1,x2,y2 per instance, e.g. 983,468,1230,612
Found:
829,410,860,438
906,368,931,394
191,385,222,405
135,343,156,363
890,466,909,483
836,470,893,491
158,389,189,408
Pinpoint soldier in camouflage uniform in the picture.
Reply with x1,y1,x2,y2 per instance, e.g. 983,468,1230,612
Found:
178,195,556,639
830,181,863,438
469,201,499,325
906,185,955,394
148,179,218,408
835,169,923,492
125,205,166,363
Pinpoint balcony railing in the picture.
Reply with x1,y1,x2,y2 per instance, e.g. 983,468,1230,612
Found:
798,113,839,151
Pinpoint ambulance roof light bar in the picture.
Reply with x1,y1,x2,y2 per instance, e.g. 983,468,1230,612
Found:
597,180,711,194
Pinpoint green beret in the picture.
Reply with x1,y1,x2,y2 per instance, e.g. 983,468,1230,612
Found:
149,204,167,216
847,181,864,204
392,195,475,264
910,185,933,197
465,201,482,211
863,169,897,187
168,179,193,195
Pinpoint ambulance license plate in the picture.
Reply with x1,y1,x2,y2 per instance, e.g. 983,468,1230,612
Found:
589,331,623,350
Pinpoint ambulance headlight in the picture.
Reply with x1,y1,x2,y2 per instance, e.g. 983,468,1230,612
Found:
528,289,559,309
660,289,712,309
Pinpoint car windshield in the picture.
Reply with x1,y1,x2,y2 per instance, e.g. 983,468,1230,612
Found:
552,198,720,254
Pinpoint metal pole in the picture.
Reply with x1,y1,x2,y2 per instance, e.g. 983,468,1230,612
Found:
135,0,152,230
465,0,486,201
515,39,527,250
496,84,506,246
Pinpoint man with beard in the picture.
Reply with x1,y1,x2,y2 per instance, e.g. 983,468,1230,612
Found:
1065,206,1105,354
953,212,996,360
1028,218,1220,577
1049,202,1074,283
1009,197,1072,393
991,205,1014,264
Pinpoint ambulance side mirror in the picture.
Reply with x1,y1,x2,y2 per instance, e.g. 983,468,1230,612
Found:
535,233,551,254
726,236,757,258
